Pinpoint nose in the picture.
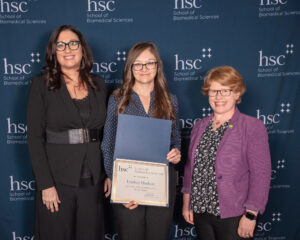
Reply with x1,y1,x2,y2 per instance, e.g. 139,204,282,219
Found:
215,91,222,99
64,45,71,53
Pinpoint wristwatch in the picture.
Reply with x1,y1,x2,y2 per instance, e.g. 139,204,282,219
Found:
244,211,257,220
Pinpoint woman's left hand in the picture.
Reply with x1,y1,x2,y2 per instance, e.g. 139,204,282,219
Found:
104,178,112,198
237,215,256,238
167,148,181,164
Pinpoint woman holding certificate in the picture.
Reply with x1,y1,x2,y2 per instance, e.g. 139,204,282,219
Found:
102,42,181,240
182,66,271,240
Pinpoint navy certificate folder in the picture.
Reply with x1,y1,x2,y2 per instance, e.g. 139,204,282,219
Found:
113,114,172,164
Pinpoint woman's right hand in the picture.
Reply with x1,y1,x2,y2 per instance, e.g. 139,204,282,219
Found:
182,193,194,225
42,186,61,213
123,201,139,210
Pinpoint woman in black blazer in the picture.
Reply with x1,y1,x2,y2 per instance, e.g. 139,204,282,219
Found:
27,25,109,240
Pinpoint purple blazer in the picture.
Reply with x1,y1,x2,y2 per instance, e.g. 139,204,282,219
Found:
182,108,271,219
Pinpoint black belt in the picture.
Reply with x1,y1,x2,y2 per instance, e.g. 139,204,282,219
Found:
46,128,101,144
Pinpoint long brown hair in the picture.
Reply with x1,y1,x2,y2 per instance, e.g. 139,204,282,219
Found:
43,25,96,90
114,42,175,121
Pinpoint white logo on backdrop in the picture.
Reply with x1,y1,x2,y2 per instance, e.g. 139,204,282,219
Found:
12,232,34,240
92,49,126,84
257,43,299,78
9,176,35,201
86,0,133,24
174,48,212,81
2,52,41,86
0,0,46,24
173,0,220,21
271,159,290,189
6,117,27,144
258,0,300,18
256,102,294,135
116,51,126,62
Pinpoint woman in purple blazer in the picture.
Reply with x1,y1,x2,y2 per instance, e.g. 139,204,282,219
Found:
182,66,271,240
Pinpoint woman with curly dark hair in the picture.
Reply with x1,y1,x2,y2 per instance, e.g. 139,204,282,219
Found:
101,41,181,240
27,25,109,240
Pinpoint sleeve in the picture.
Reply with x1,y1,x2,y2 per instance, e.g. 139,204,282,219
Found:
27,76,55,191
181,122,199,194
101,95,118,179
243,120,272,214
170,94,181,150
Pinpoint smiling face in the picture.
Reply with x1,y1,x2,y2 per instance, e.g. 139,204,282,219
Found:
56,30,82,72
132,49,158,87
208,81,240,117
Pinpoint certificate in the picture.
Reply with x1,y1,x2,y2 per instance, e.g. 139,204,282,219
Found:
111,159,169,207
111,114,172,207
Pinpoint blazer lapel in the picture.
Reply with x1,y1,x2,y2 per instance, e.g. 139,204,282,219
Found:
86,84,97,127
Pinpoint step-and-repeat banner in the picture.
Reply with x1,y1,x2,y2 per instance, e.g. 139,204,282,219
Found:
1,0,300,239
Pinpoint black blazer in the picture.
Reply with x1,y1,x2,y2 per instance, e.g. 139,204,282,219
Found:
27,74,107,191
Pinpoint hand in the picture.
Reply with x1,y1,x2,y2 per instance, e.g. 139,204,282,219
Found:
123,201,139,210
167,148,181,164
183,208,194,225
238,215,256,238
104,178,112,198
182,193,194,224
42,186,61,213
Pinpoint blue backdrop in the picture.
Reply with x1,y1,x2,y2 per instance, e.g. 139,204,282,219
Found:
1,0,300,239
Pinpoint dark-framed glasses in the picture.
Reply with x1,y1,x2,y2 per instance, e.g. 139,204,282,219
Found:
208,89,232,97
132,61,158,71
56,41,81,51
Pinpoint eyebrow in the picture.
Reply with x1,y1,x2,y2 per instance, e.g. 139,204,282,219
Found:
133,59,157,63
56,39,80,42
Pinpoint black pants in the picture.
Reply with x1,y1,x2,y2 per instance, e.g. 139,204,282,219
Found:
194,212,250,240
113,165,177,240
35,178,104,240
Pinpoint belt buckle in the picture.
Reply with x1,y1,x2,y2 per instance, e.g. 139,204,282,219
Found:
83,128,89,143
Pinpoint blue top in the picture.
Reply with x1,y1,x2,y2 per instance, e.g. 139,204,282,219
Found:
101,90,181,179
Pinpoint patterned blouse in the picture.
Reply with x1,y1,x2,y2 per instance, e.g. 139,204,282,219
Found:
190,119,230,216
101,90,181,179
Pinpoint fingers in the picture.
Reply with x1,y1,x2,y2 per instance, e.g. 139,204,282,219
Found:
42,187,60,213
123,201,139,210
104,178,112,198
189,211,194,225
183,210,194,225
238,216,255,238
167,148,181,164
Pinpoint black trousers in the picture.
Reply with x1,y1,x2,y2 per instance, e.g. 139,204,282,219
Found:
35,178,104,240
194,212,250,240
112,165,177,240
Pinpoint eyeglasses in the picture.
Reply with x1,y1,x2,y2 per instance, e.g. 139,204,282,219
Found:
208,89,232,97
56,41,81,51
132,61,158,71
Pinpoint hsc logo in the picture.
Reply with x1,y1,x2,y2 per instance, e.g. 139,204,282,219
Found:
175,48,212,71
271,159,286,180
11,232,34,240
259,44,294,67
92,50,126,73
87,0,116,12
256,102,291,125
259,0,287,6
0,0,30,13
174,0,202,9
256,212,282,234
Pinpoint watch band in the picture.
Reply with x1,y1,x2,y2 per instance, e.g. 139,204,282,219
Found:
245,211,257,220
